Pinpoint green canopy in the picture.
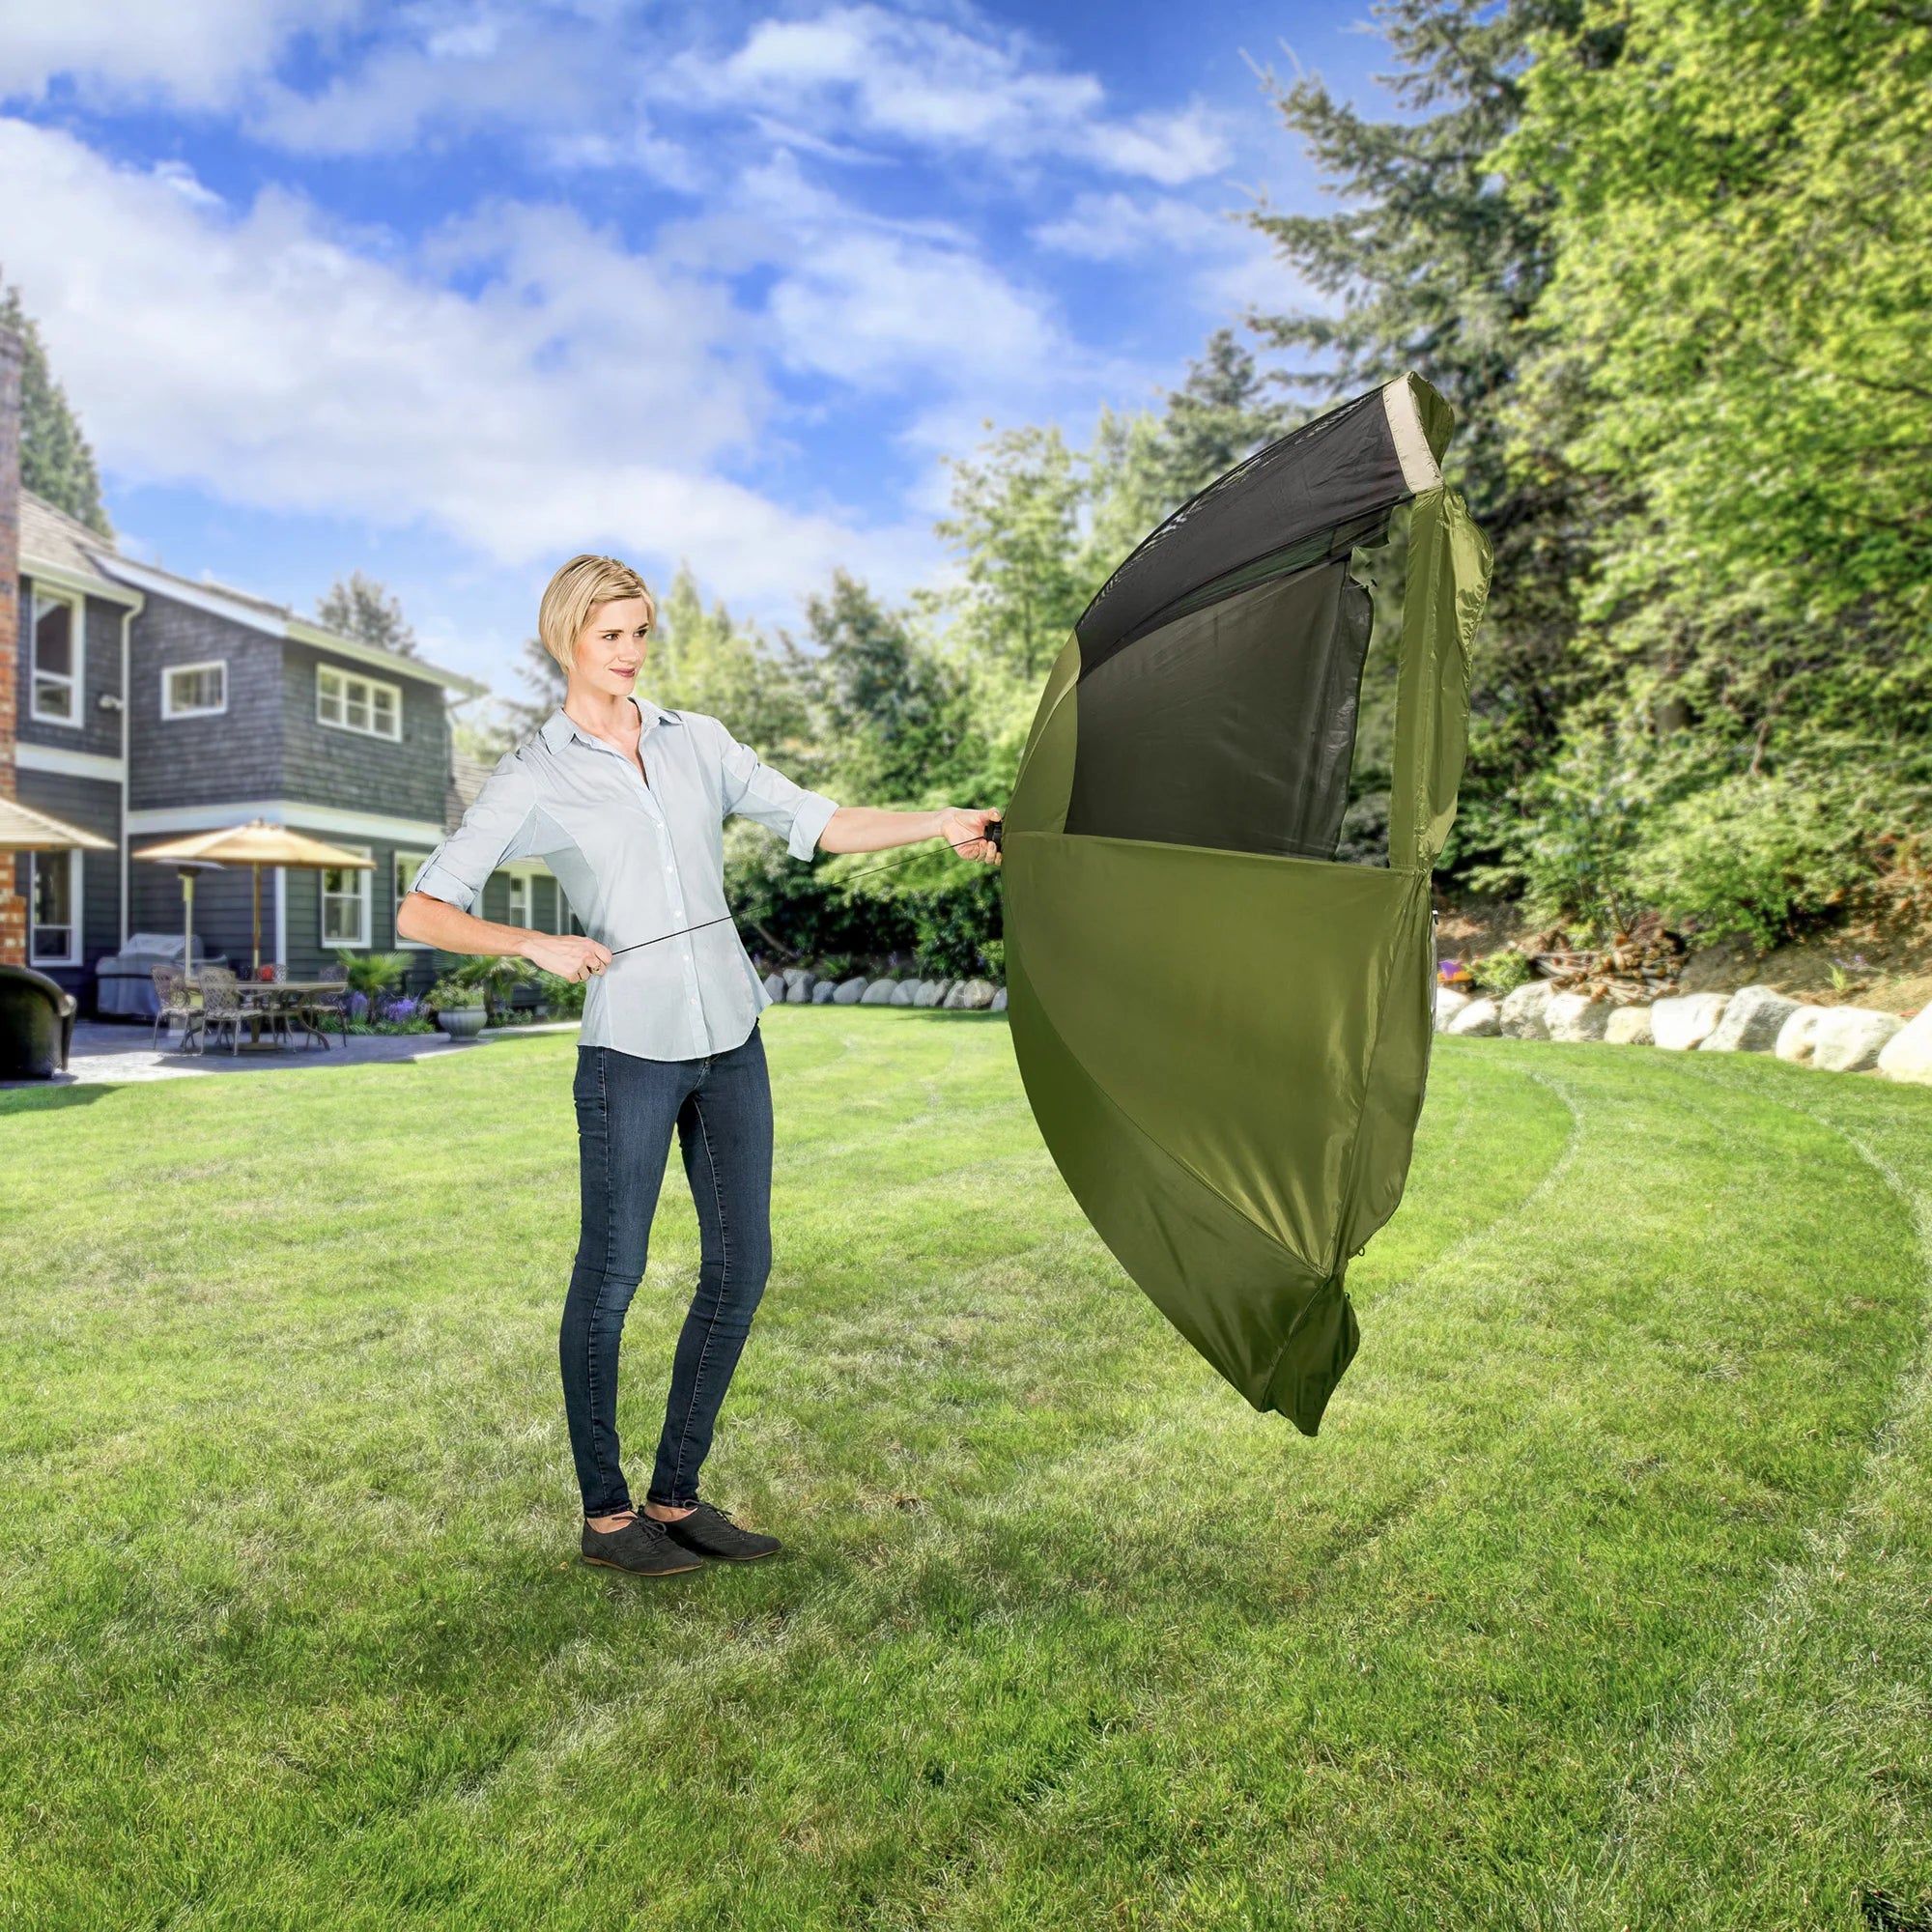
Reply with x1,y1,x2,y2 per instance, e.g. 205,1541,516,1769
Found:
1002,373,1492,1435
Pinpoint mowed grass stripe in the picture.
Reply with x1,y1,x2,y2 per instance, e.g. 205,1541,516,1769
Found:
1571,1060,1932,1930
0,1016,1926,1930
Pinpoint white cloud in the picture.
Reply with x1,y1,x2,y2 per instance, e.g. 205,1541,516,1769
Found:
0,117,867,599
676,6,1229,185
0,0,357,108
243,8,692,184
697,155,1068,398
1032,191,1231,262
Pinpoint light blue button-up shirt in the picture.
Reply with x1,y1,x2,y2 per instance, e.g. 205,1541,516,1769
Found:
411,699,839,1062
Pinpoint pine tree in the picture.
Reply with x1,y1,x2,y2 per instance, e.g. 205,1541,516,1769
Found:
0,282,112,537
1245,1,1609,861
803,570,967,804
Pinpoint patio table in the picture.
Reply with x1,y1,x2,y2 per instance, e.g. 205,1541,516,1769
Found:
188,979,350,1051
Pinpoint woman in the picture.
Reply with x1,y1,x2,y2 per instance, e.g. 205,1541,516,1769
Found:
399,554,1001,1577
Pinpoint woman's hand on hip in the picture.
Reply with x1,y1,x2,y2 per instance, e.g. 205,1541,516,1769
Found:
524,933,614,981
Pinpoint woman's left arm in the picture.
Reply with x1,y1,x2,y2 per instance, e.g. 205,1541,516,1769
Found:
818,806,1002,865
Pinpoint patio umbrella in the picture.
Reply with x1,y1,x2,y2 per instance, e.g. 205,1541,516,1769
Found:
1,799,116,963
134,820,375,974
0,797,116,853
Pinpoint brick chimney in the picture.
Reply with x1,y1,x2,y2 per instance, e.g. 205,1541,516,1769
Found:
0,324,24,965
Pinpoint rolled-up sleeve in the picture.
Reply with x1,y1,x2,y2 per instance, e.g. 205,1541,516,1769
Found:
711,723,839,861
409,753,543,912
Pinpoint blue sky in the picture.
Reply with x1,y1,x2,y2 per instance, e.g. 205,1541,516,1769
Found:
0,1,1393,698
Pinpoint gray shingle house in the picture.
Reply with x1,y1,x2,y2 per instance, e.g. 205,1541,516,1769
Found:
12,489,556,1010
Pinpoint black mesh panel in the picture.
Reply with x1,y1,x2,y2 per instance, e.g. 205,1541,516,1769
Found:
1076,388,1403,670
1064,558,1374,862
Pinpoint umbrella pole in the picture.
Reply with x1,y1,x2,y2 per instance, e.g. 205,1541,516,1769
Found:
252,864,263,976
180,868,195,973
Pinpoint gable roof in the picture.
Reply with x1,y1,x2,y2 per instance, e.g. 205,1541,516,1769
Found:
17,493,135,604
95,553,488,697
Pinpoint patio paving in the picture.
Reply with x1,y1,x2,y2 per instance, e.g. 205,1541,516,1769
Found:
5,1020,580,1089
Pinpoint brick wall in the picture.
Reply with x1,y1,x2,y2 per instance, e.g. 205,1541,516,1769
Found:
0,326,25,965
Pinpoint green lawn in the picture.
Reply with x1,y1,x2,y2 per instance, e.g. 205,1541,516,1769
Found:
2,1013,1929,1930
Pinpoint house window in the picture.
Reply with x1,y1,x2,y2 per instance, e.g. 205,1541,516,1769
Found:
505,873,530,928
394,852,432,947
317,665,402,741
30,590,82,726
29,851,81,965
162,660,228,719
321,846,372,948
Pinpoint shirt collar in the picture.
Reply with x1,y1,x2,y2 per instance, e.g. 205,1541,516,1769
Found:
540,696,680,753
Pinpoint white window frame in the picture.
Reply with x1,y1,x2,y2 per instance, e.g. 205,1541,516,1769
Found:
161,659,229,720
505,872,530,929
393,850,433,948
29,587,84,729
317,664,403,742
28,849,82,966
321,844,372,950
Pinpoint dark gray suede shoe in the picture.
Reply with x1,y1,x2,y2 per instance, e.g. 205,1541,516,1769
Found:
582,1513,703,1577
661,1501,781,1563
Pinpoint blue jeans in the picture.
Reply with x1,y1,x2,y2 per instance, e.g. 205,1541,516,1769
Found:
561,1030,774,1518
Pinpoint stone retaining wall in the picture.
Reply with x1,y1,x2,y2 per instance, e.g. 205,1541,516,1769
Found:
1435,982,1932,1086
765,969,1007,1014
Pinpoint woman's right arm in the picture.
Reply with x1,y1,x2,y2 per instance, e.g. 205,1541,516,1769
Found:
393,751,611,982
396,893,611,982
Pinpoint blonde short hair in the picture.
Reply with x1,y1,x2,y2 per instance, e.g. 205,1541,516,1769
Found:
537,553,655,671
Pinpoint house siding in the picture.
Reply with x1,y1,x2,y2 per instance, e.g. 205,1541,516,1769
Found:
128,593,285,809
14,767,122,1004
16,580,126,760
281,642,450,824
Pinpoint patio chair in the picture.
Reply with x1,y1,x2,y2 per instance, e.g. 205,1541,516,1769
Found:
300,982,350,1050
191,966,245,1057
152,964,197,1050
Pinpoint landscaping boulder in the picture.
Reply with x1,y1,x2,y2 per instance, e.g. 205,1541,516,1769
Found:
1434,987,1471,1032
1774,1007,1821,1064
1698,984,1799,1054
953,978,996,1009
916,980,952,1009
811,980,837,1005
833,977,868,1005
1498,981,1553,1040
990,987,1009,1012
1605,1006,1655,1046
785,974,817,1005
860,980,897,1006
1877,1008,1932,1086
1446,998,1500,1037
1810,1007,1903,1074
1651,993,1729,1051
763,973,786,1001
1546,992,1612,1042
889,980,918,1007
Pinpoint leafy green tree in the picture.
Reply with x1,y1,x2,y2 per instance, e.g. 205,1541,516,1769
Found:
935,425,1087,683
1472,0,1932,944
317,571,417,656
1,281,111,536
1504,0,1932,630
651,564,811,764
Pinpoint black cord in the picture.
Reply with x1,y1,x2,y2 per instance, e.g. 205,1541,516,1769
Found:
601,821,1004,962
